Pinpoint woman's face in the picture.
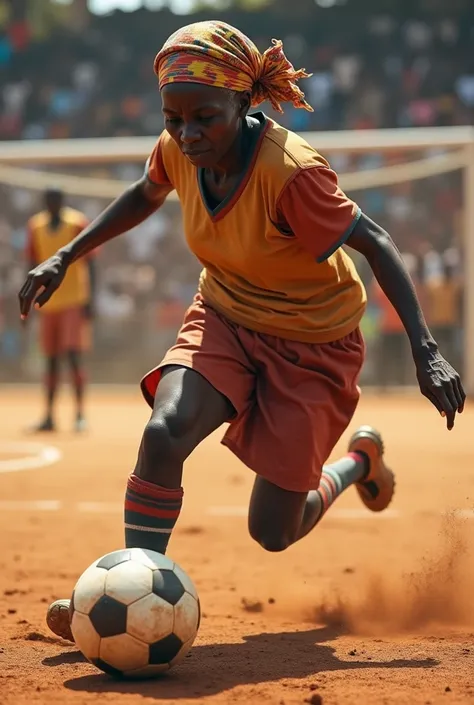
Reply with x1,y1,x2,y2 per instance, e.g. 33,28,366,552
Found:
161,83,249,169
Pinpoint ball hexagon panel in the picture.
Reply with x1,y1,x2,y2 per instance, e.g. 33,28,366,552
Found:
129,548,174,571
89,595,128,638
100,632,150,673
149,633,183,665
105,560,153,606
96,549,133,571
123,663,170,679
73,565,107,615
70,611,100,660
139,549,175,572
152,569,185,606
172,562,199,601
127,592,174,643
173,591,200,644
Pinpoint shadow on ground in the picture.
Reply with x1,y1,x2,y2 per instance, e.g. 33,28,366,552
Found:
51,626,439,700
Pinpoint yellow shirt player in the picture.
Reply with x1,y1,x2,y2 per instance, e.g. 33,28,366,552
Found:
25,188,94,433
17,22,464,644
425,262,462,367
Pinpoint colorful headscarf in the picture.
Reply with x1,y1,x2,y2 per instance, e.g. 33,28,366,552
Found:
154,21,313,114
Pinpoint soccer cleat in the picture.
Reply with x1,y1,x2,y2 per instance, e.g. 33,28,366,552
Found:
349,425,395,512
74,416,88,433
46,599,74,642
29,418,56,433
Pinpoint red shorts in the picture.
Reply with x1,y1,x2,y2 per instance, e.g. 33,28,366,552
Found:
141,296,365,492
40,306,91,357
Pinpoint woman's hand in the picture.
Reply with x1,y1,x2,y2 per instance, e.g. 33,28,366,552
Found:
414,344,466,430
19,252,70,319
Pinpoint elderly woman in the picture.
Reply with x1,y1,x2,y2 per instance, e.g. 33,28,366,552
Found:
18,21,464,642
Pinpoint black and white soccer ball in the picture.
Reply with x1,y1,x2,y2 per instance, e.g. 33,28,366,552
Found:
70,548,200,678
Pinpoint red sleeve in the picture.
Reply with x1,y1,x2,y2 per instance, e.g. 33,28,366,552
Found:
146,134,171,186
276,166,361,263
25,223,37,263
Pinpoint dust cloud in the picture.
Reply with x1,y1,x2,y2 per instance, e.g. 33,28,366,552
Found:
310,513,474,635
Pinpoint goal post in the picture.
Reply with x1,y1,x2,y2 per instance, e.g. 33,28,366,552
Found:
1,125,473,163
463,141,474,398
1,125,473,392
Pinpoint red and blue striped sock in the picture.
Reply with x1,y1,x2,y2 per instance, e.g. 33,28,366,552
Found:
313,452,367,521
124,474,183,554
300,452,367,538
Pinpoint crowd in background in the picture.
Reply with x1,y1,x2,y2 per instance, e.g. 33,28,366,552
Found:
0,0,467,383
1,2,474,138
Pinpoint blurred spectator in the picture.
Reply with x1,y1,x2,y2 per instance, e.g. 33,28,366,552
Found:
1,3,474,139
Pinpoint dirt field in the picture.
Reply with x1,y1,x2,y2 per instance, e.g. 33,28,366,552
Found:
1,387,474,705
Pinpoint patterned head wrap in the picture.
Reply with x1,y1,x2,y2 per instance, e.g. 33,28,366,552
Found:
154,21,313,114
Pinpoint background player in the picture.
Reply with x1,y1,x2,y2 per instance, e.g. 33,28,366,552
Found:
425,254,463,373
25,188,95,433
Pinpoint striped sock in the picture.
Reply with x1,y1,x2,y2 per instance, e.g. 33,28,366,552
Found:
124,474,183,554
308,452,367,526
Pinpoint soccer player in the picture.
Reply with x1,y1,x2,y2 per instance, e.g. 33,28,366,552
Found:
18,22,465,641
425,257,462,372
25,188,95,432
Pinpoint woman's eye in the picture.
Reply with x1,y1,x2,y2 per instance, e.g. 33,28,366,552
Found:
165,117,181,125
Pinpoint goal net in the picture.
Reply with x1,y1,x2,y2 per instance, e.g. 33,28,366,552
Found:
1,127,473,393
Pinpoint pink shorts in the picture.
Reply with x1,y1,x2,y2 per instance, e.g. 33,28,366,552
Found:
141,296,365,492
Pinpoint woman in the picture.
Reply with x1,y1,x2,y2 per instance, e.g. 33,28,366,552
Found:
18,21,464,641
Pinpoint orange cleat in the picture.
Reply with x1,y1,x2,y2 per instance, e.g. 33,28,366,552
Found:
349,425,395,512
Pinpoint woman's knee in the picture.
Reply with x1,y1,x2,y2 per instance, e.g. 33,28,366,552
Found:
138,409,193,482
248,476,306,552
249,526,292,553
136,366,232,486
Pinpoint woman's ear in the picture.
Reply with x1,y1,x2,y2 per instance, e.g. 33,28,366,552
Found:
238,91,251,118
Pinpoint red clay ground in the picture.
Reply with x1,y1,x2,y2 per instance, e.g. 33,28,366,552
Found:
1,387,474,705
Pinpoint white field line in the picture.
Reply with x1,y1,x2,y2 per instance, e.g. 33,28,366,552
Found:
0,501,472,521
0,500,61,511
76,502,123,513
207,506,401,519
0,442,62,473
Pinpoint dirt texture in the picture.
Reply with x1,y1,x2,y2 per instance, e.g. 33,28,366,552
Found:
1,388,473,705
